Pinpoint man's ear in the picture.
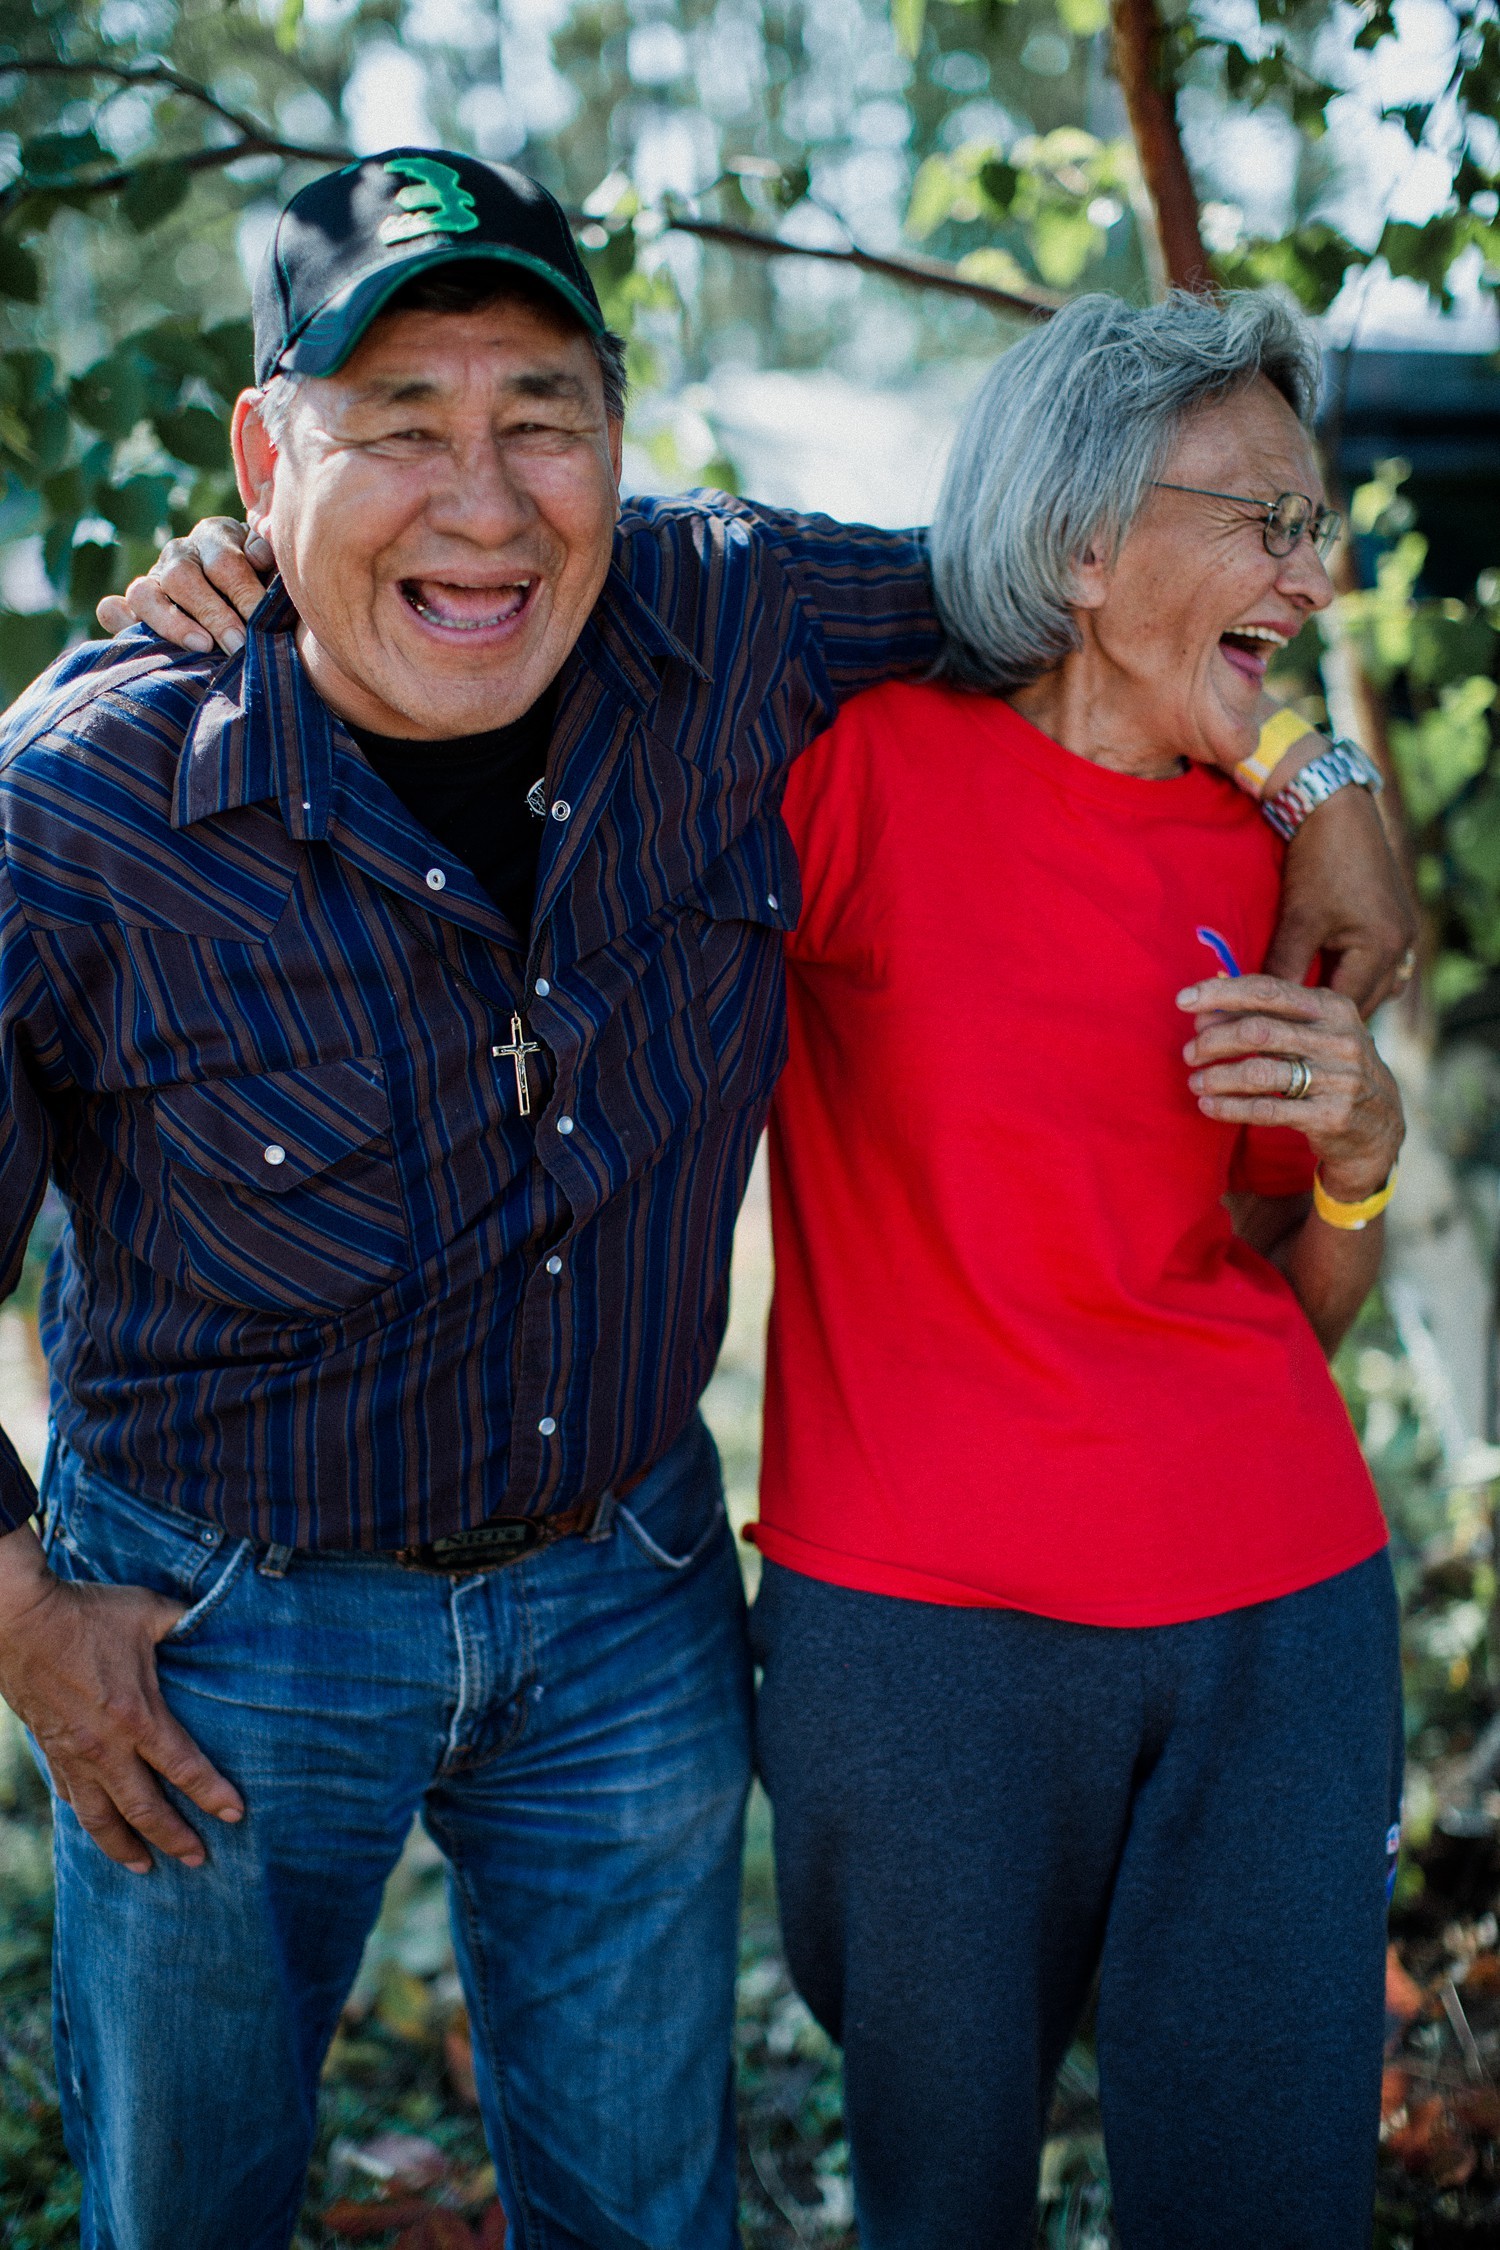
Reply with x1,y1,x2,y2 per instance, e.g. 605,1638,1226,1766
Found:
607,412,623,488
231,391,277,522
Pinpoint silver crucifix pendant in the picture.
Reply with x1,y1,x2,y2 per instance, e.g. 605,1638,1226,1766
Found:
493,1012,542,1116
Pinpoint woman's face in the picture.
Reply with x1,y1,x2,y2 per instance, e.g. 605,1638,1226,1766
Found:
1072,374,1334,772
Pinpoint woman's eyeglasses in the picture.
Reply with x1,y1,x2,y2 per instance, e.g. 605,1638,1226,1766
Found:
1152,482,1342,562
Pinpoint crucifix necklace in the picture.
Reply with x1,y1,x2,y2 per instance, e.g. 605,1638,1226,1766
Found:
493,1013,542,1117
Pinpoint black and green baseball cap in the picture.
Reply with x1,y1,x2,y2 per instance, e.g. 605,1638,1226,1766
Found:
253,148,604,386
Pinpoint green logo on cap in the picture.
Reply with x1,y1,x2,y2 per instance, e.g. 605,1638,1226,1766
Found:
378,157,480,247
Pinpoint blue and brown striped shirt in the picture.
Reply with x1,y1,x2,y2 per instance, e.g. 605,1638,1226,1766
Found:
0,492,937,1545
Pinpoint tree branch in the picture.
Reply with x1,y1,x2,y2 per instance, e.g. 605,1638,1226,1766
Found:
1109,0,1211,293
0,55,343,154
0,55,1058,318
650,212,1059,320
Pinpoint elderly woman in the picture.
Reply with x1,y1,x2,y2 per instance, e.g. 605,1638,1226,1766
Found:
750,291,1404,2250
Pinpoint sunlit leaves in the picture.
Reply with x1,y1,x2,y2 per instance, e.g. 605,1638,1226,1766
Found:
1215,222,1366,313
906,129,1131,292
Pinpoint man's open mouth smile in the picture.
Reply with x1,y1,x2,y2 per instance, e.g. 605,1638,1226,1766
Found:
400,578,537,633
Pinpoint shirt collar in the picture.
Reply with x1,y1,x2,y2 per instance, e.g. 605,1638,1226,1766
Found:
173,582,334,837
172,539,707,836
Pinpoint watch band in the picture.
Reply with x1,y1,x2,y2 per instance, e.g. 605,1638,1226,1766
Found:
1262,740,1385,842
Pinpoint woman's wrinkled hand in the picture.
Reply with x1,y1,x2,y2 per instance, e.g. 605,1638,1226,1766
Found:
95,519,276,655
1177,973,1404,1201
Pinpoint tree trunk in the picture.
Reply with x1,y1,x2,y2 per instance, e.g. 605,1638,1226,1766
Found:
1109,0,1212,293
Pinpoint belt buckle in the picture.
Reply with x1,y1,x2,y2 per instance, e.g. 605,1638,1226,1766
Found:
396,1519,549,1575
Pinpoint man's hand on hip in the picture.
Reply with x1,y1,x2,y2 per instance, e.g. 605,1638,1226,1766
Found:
1264,781,1416,1017
97,518,273,655
0,1522,244,1872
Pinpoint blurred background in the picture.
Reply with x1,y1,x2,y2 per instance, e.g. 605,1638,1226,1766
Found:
3,0,1500,2241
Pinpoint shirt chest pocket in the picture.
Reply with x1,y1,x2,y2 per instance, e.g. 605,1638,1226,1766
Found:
152,1060,412,1320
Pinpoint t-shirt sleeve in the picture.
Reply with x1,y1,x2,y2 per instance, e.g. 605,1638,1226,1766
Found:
1228,1124,1318,1199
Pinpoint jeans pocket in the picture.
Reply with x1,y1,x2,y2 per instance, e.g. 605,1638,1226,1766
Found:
48,1448,251,1640
158,1540,255,1644
616,1419,728,1572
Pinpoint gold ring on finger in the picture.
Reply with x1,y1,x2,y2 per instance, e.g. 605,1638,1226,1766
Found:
1284,1056,1313,1101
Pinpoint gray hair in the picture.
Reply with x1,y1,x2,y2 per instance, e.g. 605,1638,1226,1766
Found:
254,260,628,451
930,290,1323,693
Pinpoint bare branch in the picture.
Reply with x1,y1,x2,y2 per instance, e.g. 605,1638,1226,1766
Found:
0,56,1058,318
650,212,1059,320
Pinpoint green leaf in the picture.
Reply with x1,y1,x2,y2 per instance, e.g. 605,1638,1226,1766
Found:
98,476,173,543
20,131,104,184
1029,203,1103,287
1380,215,1465,309
154,405,229,473
906,154,963,239
42,519,78,593
119,163,191,234
891,0,925,58
0,612,69,704
41,466,89,521
1055,0,1108,32
199,321,255,402
978,159,1020,214
771,164,810,212
1386,104,1432,146
66,540,121,620
277,0,305,50
0,236,40,304
69,353,147,441
956,246,1036,293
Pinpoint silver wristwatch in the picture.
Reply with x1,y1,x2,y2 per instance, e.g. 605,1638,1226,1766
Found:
1262,739,1384,842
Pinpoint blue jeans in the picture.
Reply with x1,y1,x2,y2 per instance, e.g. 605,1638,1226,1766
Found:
39,1415,752,2250
754,1551,1403,2250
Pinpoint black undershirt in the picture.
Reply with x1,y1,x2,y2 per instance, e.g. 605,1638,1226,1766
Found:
350,683,557,942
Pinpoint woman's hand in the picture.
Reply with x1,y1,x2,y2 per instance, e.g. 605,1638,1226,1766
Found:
1177,974,1404,1199
96,519,275,655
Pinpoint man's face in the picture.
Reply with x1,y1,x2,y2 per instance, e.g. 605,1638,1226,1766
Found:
233,297,622,737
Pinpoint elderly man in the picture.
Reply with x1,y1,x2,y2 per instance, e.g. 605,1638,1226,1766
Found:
0,150,1407,2250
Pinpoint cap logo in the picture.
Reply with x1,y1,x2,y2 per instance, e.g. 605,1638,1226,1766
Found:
378,156,481,246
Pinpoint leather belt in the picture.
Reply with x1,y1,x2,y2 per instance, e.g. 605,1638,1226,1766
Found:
393,1493,603,1576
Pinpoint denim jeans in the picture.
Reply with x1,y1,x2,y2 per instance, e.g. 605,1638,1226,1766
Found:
38,1415,753,2250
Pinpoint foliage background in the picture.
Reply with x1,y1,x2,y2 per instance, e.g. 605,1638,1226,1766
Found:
3,0,1500,2240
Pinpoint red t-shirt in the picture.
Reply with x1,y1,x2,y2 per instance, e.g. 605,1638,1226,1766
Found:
753,683,1386,1626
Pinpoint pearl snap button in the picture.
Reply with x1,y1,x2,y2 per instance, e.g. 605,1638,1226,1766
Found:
557,1115,574,1135
550,800,571,822
425,867,446,891
263,1144,287,1166
533,978,550,998
538,1416,557,1437
546,1256,562,1275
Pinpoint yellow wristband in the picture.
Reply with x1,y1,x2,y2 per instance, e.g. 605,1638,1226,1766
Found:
1312,1164,1398,1231
1235,707,1316,795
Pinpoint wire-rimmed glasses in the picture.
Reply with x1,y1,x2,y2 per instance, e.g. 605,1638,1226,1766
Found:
1152,482,1342,562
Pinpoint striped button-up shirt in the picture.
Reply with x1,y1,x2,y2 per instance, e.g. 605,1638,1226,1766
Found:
0,493,937,1545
